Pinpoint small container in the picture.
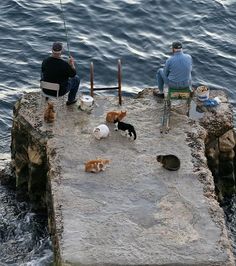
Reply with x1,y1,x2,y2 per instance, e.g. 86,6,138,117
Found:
196,86,209,101
79,95,94,111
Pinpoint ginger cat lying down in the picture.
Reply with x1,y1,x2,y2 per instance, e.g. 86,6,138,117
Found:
85,159,110,173
106,110,126,123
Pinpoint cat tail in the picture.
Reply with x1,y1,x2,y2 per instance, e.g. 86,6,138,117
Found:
133,129,137,140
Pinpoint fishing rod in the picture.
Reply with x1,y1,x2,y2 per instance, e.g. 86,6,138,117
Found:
59,0,71,57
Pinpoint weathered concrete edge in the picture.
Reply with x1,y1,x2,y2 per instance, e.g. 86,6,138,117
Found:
185,120,235,266
11,91,235,265
138,88,235,266
46,144,64,265
11,99,49,205
11,96,63,264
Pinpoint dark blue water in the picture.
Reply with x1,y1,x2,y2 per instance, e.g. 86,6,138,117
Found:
0,186,53,265
0,0,236,264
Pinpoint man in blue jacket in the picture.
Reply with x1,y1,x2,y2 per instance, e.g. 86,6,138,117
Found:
41,42,80,105
154,41,192,98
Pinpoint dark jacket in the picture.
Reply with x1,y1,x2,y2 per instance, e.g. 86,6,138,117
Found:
41,56,76,96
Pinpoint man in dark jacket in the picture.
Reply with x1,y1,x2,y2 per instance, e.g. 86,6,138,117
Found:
41,42,80,105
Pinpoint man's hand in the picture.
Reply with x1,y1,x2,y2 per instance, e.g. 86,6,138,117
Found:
68,56,75,69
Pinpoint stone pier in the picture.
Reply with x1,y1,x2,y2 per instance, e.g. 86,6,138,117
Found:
11,89,235,265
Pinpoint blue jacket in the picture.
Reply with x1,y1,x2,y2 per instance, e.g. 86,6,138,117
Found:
164,50,192,88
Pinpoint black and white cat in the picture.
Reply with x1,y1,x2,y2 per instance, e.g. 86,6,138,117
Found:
114,120,137,140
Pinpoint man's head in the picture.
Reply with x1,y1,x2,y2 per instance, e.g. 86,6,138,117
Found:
52,42,63,56
172,41,182,52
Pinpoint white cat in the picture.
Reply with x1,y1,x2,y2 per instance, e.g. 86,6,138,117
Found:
93,124,110,140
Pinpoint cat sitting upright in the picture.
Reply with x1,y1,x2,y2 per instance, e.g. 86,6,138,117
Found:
44,102,56,123
106,110,126,123
84,159,110,173
114,120,137,140
93,124,110,140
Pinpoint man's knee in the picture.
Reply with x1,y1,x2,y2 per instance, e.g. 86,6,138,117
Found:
157,68,165,79
71,75,80,87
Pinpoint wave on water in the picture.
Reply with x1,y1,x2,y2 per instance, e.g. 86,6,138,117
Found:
0,160,53,266
1,0,236,92
222,195,236,258
0,186,53,265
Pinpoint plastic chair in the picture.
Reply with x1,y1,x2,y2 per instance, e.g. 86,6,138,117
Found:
40,81,66,108
167,87,191,100
40,81,60,99
167,87,192,115
160,87,192,134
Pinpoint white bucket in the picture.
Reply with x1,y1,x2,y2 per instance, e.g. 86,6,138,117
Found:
196,86,209,101
79,95,94,111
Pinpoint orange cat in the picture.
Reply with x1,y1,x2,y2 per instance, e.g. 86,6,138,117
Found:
106,110,127,123
44,102,56,123
85,159,110,173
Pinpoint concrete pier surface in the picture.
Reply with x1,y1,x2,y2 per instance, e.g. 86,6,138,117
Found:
12,89,235,265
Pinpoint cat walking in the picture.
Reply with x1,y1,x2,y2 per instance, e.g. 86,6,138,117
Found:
114,120,137,140
106,110,126,123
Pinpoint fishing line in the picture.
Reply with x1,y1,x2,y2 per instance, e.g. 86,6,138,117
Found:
59,0,71,57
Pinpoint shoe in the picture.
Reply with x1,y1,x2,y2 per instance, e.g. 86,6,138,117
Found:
66,99,77,106
153,91,164,98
